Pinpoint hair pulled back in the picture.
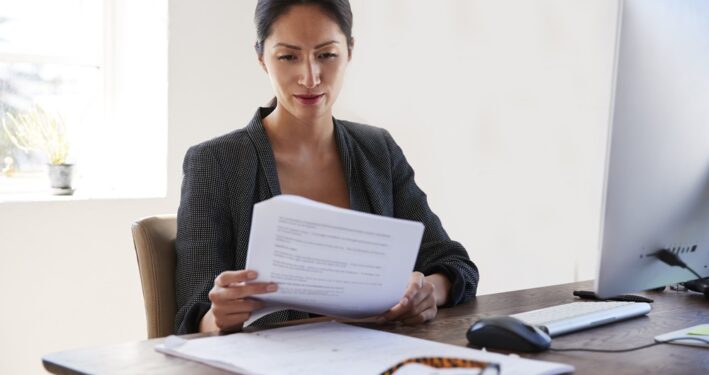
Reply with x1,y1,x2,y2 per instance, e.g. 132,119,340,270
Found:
254,0,354,57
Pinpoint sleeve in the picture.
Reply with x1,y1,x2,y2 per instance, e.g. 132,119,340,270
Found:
174,144,235,334
383,130,480,307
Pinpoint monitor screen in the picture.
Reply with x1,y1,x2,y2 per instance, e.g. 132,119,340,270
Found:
595,0,709,297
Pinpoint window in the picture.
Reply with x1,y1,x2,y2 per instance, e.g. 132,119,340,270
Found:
0,0,166,200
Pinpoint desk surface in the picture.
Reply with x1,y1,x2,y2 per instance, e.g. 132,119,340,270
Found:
43,281,709,375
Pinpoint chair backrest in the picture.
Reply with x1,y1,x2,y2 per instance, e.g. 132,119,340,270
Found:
131,215,177,339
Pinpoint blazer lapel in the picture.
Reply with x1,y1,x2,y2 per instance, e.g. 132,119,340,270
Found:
246,108,281,197
245,108,368,212
333,118,371,213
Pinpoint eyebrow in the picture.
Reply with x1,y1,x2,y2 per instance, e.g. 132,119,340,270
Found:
272,40,339,50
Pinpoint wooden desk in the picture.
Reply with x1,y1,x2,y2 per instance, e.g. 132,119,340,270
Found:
43,281,708,375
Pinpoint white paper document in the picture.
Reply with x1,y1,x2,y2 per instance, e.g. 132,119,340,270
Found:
156,321,574,375
244,195,425,321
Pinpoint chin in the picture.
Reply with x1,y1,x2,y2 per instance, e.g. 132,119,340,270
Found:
289,102,331,120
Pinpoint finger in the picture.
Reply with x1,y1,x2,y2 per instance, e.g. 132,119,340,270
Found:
381,300,414,321
404,292,436,319
377,273,426,322
239,298,266,312
398,274,426,310
402,306,437,325
389,272,423,316
400,272,425,308
214,270,258,287
210,282,278,302
410,280,434,307
214,312,250,332
212,298,263,315
395,289,436,321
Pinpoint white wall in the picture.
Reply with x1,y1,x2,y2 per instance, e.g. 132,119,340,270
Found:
0,1,618,373
341,0,618,291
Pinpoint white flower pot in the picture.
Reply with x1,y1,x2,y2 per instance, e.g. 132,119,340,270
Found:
48,164,74,195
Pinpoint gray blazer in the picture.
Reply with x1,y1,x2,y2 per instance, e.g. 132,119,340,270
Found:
175,107,479,334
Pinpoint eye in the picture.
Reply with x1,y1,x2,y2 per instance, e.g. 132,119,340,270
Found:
319,52,338,59
277,55,297,61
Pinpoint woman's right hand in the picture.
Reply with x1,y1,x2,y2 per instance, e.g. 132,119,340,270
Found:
199,270,278,333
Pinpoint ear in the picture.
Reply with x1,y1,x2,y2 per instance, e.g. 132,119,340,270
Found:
257,55,268,73
347,37,355,61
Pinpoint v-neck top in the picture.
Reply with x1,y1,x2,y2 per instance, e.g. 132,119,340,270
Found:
175,107,480,334
246,107,360,210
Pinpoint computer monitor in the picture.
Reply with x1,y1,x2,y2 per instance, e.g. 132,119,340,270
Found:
595,0,709,298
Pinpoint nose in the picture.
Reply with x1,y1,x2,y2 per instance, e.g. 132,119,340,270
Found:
298,58,321,89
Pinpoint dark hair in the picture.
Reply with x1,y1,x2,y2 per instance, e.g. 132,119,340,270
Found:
254,0,354,57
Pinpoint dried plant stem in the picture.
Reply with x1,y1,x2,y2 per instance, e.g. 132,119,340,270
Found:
2,107,70,165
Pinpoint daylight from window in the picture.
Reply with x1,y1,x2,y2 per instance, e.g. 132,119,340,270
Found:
0,0,101,195
0,0,166,199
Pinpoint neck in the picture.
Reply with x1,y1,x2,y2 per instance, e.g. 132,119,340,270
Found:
262,105,335,153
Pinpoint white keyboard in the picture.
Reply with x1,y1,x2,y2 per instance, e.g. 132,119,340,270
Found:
511,301,652,337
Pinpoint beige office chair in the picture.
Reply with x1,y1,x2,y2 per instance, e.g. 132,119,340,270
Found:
131,215,177,339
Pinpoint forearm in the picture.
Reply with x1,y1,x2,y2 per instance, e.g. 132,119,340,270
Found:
199,308,218,333
417,245,480,306
426,273,452,306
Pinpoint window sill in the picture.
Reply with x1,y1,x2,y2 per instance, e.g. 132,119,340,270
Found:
0,190,166,203
0,175,165,203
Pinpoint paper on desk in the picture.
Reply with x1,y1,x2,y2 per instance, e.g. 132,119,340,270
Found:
156,321,574,375
655,324,709,348
687,324,709,336
244,195,424,325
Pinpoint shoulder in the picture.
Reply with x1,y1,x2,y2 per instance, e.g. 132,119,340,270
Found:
184,122,260,171
337,119,388,138
337,119,406,165
186,107,271,163
186,128,250,156
336,119,397,152
181,127,261,183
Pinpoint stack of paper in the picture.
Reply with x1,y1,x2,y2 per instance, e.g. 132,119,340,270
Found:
156,322,574,375
245,195,425,321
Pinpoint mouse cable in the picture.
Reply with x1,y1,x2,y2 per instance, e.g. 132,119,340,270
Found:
549,337,709,353
551,249,709,353
653,249,705,281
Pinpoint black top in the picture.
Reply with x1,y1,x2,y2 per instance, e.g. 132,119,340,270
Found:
175,107,480,334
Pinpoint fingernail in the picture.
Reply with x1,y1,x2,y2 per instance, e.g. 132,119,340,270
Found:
247,271,257,279
267,284,278,292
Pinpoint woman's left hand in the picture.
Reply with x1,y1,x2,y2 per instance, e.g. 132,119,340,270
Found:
379,272,439,325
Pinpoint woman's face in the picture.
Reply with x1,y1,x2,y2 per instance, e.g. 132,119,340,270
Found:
259,5,351,122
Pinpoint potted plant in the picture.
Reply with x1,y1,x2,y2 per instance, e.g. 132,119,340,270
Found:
2,106,74,195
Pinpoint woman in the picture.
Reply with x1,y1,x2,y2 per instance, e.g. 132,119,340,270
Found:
175,0,479,334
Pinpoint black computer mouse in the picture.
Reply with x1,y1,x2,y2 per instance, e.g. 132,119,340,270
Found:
683,278,709,299
466,316,552,353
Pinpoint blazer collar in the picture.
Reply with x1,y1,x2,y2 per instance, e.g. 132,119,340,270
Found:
245,107,354,205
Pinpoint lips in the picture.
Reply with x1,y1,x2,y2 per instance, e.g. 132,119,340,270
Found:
293,93,325,105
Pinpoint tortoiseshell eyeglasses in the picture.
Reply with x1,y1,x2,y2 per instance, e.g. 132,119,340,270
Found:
380,356,501,375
